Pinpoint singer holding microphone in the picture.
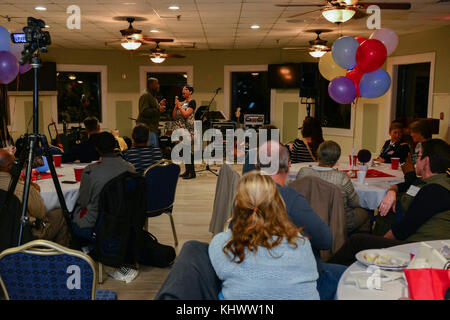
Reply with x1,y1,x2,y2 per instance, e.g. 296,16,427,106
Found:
172,86,197,179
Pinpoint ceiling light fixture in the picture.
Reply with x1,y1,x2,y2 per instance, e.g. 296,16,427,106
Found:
150,56,166,63
150,29,159,33
309,49,327,58
121,40,142,50
68,74,76,80
35,6,47,11
251,25,260,29
322,7,356,24
169,5,180,10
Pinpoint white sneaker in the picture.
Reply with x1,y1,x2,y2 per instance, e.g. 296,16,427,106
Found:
106,266,139,283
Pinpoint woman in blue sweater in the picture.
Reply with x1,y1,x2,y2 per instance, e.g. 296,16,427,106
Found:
208,171,320,300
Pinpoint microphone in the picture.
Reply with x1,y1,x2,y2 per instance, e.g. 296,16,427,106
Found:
215,87,222,93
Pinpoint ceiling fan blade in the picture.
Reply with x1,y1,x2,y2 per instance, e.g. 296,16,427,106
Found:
276,4,323,7
352,8,369,19
163,53,186,58
288,8,322,18
142,37,174,43
358,2,411,10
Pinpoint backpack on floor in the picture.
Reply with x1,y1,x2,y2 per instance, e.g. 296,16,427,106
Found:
137,230,176,268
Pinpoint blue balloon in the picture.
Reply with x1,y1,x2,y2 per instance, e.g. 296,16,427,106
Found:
0,25,10,52
359,68,391,98
332,37,360,70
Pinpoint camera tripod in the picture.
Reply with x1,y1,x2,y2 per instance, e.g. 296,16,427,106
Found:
3,30,71,246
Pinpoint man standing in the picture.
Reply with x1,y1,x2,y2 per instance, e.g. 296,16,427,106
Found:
137,78,166,148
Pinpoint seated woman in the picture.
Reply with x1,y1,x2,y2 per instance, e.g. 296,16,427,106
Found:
375,121,410,164
296,141,370,234
208,171,320,300
409,120,432,164
289,117,324,164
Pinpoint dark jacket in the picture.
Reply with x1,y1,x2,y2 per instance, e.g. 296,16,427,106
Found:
62,134,100,163
379,140,410,163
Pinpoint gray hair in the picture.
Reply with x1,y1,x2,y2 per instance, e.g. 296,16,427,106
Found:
318,141,341,167
256,141,290,174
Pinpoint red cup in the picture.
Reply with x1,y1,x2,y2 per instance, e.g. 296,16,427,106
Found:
391,157,400,170
74,167,84,182
53,154,62,167
349,155,358,166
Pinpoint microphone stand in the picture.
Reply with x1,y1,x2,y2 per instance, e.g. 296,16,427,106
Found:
196,88,221,177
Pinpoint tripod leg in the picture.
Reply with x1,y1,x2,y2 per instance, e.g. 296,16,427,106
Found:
18,136,37,246
39,134,73,233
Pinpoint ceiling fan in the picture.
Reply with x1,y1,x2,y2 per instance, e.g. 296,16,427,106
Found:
283,29,332,58
139,39,186,63
276,1,412,23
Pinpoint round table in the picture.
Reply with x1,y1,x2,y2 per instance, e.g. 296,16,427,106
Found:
34,163,90,212
288,162,404,210
336,240,449,300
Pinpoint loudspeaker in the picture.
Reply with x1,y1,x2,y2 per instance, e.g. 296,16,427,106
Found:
299,62,319,98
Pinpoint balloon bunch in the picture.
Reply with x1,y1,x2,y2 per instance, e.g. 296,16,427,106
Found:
319,28,399,105
0,25,31,85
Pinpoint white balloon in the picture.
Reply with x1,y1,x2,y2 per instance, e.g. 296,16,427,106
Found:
370,28,398,56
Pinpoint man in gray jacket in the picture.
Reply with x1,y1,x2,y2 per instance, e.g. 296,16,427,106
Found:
71,132,135,238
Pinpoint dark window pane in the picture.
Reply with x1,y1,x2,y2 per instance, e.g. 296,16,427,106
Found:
315,76,351,129
57,72,102,123
396,63,430,119
231,72,270,124
147,72,187,122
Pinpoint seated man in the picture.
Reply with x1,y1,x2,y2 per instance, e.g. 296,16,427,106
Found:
71,132,135,239
296,140,370,234
156,142,347,300
0,149,70,247
123,124,163,175
328,139,450,266
62,116,101,163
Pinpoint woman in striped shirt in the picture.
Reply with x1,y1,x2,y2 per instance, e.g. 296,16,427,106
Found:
289,117,324,164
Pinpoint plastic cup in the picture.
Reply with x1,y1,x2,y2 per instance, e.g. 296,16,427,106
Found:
349,155,358,166
357,170,366,184
53,154,62,167
391,157,400,170
74,166,84,182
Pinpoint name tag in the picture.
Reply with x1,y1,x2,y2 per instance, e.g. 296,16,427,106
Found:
406,185,420,197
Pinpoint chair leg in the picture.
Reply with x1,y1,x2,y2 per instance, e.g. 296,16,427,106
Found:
145,218,149,231
168,214,178,247
98,262,105,284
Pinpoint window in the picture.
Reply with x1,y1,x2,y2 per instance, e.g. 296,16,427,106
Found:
146,72,187,122
395,62,430,119
315,77,351,130
230,71,270,124
56,64,107,125
57,71,102,123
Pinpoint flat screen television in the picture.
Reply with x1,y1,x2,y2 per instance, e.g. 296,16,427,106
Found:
7,62,57,91
268,63,301,89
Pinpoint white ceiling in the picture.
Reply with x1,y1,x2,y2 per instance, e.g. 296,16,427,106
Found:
0,0,449,52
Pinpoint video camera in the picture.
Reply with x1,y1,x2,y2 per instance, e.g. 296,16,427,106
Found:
10,17,51,65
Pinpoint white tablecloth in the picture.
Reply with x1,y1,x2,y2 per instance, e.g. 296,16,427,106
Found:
34,163,90,212
287,162,404,210
336,240,450,300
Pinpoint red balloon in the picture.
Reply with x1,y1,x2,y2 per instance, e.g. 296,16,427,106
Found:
355,39,387,73
355,37,368,45
346,66,364,98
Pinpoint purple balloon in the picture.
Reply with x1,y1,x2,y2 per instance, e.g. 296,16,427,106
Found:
19,63,32,74
328,76,356,104
0,51,19,84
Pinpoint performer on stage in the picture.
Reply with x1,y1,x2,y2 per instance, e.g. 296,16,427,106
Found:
137,77,166,148
172,86,197,179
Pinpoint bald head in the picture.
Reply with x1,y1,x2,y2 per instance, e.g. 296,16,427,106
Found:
0,149,15,172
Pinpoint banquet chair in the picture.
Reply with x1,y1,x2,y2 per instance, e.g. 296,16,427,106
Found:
143,160,180,247
0,239,117,300
288,176,347,261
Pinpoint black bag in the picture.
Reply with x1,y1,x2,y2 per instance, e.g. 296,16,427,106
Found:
137,230,176,268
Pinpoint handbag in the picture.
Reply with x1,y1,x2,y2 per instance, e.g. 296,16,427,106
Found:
137,230,176,268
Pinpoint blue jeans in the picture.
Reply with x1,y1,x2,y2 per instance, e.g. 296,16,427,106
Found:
148,131,159,148
316,263,347,300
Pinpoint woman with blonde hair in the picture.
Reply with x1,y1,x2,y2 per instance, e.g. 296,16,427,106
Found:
208,171,320,300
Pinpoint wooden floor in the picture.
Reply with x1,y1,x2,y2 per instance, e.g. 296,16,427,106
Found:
97,163,242,300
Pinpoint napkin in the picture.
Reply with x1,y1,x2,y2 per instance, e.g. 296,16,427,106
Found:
407,242,448,269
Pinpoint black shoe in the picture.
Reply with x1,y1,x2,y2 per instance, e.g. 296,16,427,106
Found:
182,172,196,179
180,171,188,177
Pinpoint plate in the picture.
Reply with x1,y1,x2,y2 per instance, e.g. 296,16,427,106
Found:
356,249,410,270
